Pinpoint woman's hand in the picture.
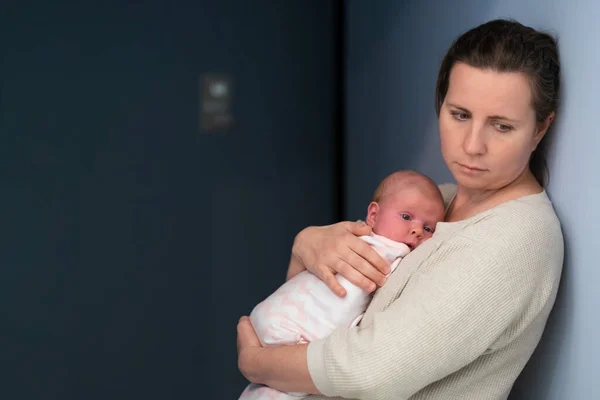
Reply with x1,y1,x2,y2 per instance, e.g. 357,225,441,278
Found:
236,316,318,393
292,221,389,297
237,316,263,383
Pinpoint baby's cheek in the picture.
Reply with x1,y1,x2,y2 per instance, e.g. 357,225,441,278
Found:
377,219,402,238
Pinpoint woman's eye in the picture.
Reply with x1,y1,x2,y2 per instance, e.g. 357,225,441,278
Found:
451,111,469,121
494,123,513,132
401,214,411,221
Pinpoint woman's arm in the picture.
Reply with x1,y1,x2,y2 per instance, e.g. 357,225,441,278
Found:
286,222,390,295
237,317,319,393
240,234,549,399
305,236,548,399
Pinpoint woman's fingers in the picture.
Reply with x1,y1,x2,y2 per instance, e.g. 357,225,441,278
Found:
349,238,390,275
236,316,264,382
343,249,387,288
237,316,261,350
336,256,378,292
318,265,347,297
344,221,372,237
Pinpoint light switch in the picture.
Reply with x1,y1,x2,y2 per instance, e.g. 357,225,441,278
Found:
201,74,234,132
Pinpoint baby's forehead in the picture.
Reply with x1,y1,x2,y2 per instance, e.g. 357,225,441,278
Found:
397,182,443,203
376,172,444,209
389,188,444,217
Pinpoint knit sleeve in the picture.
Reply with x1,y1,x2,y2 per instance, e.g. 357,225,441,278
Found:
306,234,541,399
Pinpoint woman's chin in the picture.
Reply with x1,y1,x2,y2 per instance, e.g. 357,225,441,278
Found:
453,174,490,190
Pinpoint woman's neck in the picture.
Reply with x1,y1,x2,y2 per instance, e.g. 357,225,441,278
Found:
446,169,543,222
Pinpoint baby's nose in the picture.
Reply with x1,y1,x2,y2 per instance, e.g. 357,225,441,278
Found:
411,226,423,236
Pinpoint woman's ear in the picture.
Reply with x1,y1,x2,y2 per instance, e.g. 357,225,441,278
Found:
533,111,555,149
366,202,379,226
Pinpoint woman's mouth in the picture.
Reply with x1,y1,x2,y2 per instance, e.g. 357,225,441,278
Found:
457,163,487,173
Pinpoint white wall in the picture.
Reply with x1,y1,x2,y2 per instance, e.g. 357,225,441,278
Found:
346,1,600,398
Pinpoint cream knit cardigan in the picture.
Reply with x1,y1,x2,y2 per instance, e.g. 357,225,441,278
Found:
306,184,564,400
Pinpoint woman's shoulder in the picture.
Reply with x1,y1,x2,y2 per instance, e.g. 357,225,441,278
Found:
436,184,561,238
451,191,564,271
482,190,561,236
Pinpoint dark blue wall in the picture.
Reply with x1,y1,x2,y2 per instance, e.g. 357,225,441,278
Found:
1,2,337,398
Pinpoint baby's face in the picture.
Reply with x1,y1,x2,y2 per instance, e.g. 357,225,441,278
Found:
368,187,445,250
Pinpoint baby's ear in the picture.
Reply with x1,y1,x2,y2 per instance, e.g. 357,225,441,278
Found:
366,202,379,226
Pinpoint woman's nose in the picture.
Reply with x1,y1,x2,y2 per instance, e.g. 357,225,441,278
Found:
463,125,487,155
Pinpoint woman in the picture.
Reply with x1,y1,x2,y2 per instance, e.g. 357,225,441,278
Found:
237,18,563,400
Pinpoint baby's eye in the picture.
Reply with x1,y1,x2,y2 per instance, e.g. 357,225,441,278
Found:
424,226,433,233
401,214,411,221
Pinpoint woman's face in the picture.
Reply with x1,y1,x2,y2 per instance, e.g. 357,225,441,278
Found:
439,62,550,191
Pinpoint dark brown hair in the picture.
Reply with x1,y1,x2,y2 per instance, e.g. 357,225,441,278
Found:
435,19,560,187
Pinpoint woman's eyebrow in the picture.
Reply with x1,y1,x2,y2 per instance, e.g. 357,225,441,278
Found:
447,103,519,122
446,103,470,112
488,114,520,123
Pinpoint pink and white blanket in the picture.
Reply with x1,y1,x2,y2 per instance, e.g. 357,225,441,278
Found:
239,233,410,399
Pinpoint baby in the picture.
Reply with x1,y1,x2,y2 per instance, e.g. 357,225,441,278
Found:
239,170,445,400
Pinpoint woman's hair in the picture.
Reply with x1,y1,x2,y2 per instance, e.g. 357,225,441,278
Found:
435,19,561,187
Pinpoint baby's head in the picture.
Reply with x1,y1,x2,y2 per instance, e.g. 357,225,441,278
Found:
366,170,445,250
